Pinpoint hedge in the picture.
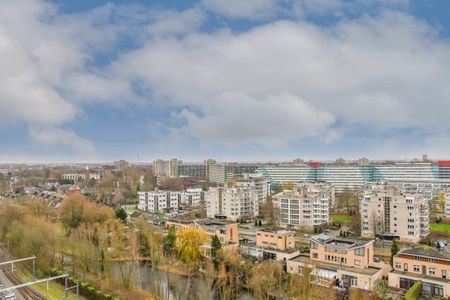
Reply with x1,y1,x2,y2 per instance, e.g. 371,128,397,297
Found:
50,268,120,300
403,281,422,300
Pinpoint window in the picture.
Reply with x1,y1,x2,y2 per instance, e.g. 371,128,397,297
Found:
312,252,318,259
395,262,401,269
429,268,435,276
354,247,365,257
413,265,420,272
442,270,446,279
354,259,361,266
403,263,408,271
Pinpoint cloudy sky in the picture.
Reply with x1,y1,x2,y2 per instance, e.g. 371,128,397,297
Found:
1,0,450,163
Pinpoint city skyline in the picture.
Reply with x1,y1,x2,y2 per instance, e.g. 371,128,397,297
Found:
2,0,450,163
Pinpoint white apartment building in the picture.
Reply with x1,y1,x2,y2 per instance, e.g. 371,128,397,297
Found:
206,185,258,221
138,191,181,213
272,182,331,229
360,183,429,243
444,189,450,218
233,173,269,204
62,173,86,181
181,188,204,207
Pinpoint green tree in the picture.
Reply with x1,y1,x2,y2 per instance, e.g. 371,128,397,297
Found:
210,234,222,262
391,238,399,266
164,226,177,255
115,207,127,222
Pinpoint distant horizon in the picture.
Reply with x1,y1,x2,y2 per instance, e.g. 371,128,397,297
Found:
1,155,448,165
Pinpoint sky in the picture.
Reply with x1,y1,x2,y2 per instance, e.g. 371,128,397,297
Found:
1,0,450,163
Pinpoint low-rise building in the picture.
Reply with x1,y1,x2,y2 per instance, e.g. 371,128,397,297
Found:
287,234,385,291
360,183,429,243
138,191,181,212
256,229,295,251
181,188,204,206
62,173,86,181
255,229,299,262
165,216,239,257
388,247,450,298
272,182,332,229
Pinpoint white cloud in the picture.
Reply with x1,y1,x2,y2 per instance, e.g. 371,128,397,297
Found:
29,126,97,158
112,12,450,149
178,93,334,147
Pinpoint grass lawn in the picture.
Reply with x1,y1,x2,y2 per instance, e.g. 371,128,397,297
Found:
126,207,139,213
330,214,349,223
19,271,88,300
430,223,450,232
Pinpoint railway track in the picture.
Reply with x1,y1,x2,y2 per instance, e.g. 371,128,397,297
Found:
0,247,47,300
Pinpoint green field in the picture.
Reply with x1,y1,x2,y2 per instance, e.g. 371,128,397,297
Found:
330,214,349,223
126,207,139,213
430,223,450,232
19,271,88,300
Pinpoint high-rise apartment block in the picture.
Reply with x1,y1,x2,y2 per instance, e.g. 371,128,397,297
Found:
206,185,258,221
153,159,180,177
272,182,333,229
445,189,450,218
232,173,269,203
360,183,429,243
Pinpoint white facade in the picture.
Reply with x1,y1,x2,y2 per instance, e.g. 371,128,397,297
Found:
206,186,258,221
138,191,181,213
62,173,86,181
181,188,204,206
234,173,269,204
360,183,429,243
444,190,450,218
272,182,331,228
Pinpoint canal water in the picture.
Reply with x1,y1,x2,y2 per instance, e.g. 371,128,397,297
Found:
112,262,255,300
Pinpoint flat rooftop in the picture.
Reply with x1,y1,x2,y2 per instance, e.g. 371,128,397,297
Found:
311,234,372,249
290,255,382,276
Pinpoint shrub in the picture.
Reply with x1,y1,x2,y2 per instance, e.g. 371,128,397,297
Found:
403,281,422,300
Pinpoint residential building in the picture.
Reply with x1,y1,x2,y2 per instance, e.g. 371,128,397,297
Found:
177,163,206,179
445,189,450,217
256,229,295,251
208,163,226,184
272,182,332,229
62,173,86,181
287,234,386,291
388,247,450,298
138,191,181,212
181,188,204,206
206,184,258,221
258,160,450,197
153,159,180,177
233,173,269,203
165,216,239,256
360,183,429,243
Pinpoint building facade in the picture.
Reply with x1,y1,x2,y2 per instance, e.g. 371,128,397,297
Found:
287,234,385,291
138,191,181,212
256,229,295,251
445,189,450,218
272,182,332,229
233,173,269,204
62,173,86,181
360,183,429,243
258,161,450,197
388,247,450,298
206,185,258,221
